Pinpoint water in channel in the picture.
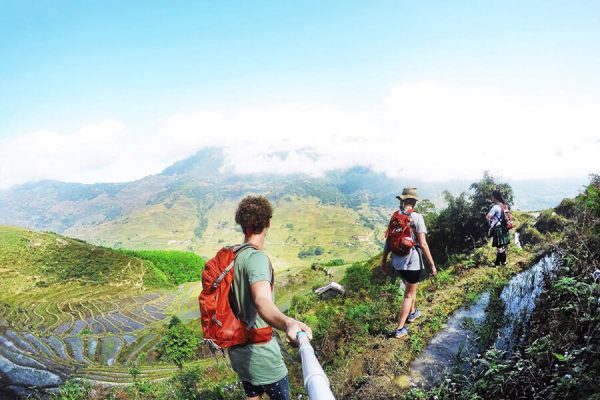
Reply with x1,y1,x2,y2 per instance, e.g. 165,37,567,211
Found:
399,253,559,389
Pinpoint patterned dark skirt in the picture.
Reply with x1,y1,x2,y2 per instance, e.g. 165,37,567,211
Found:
492,225,510,247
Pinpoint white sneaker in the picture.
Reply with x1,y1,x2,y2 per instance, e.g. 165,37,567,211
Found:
407,309,421,323
394,327,409,338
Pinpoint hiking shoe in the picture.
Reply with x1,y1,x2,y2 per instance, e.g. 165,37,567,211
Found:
394,327,409,339
407,309,421,323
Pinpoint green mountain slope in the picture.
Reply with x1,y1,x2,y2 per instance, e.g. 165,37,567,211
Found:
0,148,587,275
0,225,203,326
65,195,387,273
0,225,154,289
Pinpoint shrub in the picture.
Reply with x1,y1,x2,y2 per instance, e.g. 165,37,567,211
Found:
554,197,578,219
342,262,372,293
288,293,318,317
345,303,372,335
157,317,200,368
517,223,544,247
534,210,568,234
322,258,345,267
432,268,454,287
173,365,202,400
52,379,91,400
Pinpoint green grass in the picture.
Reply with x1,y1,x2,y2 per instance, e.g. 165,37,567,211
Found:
284,240,546,397
119,249,204,285
0,226,138,284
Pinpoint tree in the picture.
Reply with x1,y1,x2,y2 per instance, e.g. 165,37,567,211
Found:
426,173,514,261
157,316,200,368
427,191,474,260
468,171,513,239
415,198,436,216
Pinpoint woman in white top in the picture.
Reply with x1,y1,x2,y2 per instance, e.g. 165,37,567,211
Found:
486,189,510,266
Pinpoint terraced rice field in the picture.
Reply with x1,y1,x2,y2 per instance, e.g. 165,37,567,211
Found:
0,225,211,393
0,282,202,388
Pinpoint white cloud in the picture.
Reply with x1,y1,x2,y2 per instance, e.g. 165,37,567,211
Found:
1,82,599,189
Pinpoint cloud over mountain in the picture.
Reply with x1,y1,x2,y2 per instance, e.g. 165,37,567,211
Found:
1,81,598,189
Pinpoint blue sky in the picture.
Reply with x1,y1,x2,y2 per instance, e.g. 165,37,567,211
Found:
1,1,599,186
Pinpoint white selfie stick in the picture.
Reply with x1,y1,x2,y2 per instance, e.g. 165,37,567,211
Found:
296,331,336,400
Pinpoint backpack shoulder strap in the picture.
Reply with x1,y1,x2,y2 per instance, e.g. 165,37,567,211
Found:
213,244,256,292
233,243,256,254
401,209,415,218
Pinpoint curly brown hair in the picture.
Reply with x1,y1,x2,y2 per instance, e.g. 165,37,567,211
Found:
235,195,273,235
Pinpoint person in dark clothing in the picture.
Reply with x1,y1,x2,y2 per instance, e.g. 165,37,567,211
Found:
486,189,510,266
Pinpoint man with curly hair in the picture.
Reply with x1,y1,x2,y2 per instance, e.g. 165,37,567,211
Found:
229,195,312,400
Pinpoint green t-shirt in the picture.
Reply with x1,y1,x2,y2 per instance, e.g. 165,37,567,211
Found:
227,247,288,385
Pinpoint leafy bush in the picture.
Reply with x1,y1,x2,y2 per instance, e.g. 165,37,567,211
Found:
517,223,544,247
322,258,345,267
427,191,474,260
157,316,201,368
342,262,371,293
554,197,578,219
288,293,318,316
298,246,325,259
52,379,92,400
534,210,568,234
173,365,202,400
345,303,372,334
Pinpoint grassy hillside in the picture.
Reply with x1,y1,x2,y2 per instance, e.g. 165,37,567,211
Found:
0,225,156,288
65,195,200,251
195,196,386,272
0,225,204,330
66,196,388,274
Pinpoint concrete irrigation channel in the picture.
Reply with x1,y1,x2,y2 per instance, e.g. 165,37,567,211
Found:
397,254,560,389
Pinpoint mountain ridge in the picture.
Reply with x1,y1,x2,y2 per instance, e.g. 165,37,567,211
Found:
0,148,588,272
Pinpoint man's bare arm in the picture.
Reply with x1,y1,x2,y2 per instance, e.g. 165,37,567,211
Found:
251,281,313,342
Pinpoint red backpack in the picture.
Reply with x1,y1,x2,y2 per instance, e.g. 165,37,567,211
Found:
199,244,272,350
387,210,416,256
